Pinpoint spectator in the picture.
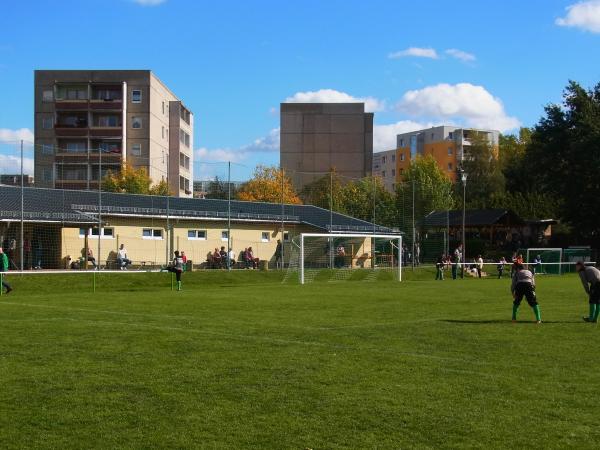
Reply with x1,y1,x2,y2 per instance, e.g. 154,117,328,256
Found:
451,254,458,280
476,255,484,278
335,244,346,268
228,248,236,268
117,243,132,270
275,239,283,269
246,247,258,269
219,246,227,269
533,254,542,275
435,254,445,280
86,247,97,269
498,256,507,279
0,247,13,294
212,248,222,269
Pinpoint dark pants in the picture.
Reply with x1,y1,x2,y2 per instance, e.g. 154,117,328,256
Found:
498,267,504,279
1,273,10,292
167,267,182,281
514,283,537,307
589,283,600,305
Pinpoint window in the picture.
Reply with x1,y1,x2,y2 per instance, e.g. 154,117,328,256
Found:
131,117,142,129
99,141,120,153
392,169,396,177
283,231,290,242
448,147,453,155
42,168,53,181
42,117,53,129
185,133,190,147
399,168,404,174
431,132,435,139
382,170,386,177
187,230,207,240
162,101,165,115
132,90,142,103
79,227,114,238
392,183,396,190
96,115,119,127
399,138,404,147
180,154,190,169
42,144,54,155
66,142,86,153
448,163,453,171
42,89,53,102
382,156,386,164
449,131,454,139
392,154,396,162
400,153,405,161
131,143,142,156
66,88,87,100
179,129,190,147
162,126,165,139
221,230,229,241
261,232,270,242
142,228,163,240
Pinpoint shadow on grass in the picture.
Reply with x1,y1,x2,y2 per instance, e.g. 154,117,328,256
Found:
440,319,582,324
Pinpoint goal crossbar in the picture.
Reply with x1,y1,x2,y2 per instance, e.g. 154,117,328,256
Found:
299,233,403,284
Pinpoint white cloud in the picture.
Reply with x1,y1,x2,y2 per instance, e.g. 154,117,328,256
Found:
445,48,476,62
132,0,167,5
284,89,385,112
373,121,438,152
0,128,34,143
397,83,520,132
556,1,600,33
195,128,280,164
0,154,34,174
388,47,439,60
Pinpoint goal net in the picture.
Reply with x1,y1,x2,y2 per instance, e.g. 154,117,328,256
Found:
284,233,402,284
523,248,562,275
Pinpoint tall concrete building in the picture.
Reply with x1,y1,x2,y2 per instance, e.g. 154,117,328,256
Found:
280,103,373,190
34,70,193,197
373,126,499,192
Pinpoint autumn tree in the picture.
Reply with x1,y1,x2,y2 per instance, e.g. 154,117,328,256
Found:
236,165,302,204
102,162,172,195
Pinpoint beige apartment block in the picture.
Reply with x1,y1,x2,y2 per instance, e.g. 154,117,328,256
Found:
34,70,193,197
280,103,373,190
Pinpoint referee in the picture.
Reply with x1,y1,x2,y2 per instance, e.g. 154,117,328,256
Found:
576,262,600,323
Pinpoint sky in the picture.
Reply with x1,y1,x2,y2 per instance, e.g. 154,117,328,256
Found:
1,0,599,181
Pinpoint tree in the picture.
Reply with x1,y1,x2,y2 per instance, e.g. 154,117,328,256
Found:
102,163,172,195
499,128,532,192
236,165,302,204
523,80,600,242
338,176,396,227
299,169,345,210
205,176,237,200
457,131,505,209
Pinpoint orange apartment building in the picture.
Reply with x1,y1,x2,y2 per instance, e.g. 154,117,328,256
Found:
373,126,499,192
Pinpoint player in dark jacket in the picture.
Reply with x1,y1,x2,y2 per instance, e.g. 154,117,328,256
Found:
511,263,541,323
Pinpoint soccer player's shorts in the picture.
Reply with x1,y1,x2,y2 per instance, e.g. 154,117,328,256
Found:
514,282,537,307
589,283,600,305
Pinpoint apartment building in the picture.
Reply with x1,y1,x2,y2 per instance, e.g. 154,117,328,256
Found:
34,70,193,197
373,126,499,192
280,103,373,190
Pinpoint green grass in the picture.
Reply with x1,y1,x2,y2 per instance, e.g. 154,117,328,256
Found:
0,270,598,449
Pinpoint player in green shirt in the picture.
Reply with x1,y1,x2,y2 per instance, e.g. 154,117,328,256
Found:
0,247,13,294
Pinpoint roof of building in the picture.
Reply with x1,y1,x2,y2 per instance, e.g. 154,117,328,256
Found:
0,186,393,234
424,209,525,228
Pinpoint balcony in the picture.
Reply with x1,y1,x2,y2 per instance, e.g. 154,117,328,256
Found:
55,100,89,111
89,99,123,111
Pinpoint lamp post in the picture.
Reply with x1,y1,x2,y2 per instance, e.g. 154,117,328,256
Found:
461,170,468,278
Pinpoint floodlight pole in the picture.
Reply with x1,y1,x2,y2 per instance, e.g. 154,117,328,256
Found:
412,178,415,270
227,161,231,271
281,165,285,269
20,140,24,272
329,170,333,269
461,170,468,278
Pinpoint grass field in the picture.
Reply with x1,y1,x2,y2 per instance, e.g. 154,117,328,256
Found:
0,269,598,449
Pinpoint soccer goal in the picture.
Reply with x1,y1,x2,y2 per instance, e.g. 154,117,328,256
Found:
524,248,563,275
285,233,403,284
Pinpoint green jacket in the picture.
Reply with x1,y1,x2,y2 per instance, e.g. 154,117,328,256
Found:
0,253,8,272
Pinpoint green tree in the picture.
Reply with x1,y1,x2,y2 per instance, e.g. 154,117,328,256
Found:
205,176,237,200
457,131,505,208
339,176,397,227
523,80,600,242
299,169,345,210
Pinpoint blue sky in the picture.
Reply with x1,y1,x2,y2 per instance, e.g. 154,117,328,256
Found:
1,0,599,180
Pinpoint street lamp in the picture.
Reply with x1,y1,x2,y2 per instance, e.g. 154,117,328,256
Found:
461,170,468,278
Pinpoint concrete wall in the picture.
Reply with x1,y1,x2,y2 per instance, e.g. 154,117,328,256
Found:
280,103,374,190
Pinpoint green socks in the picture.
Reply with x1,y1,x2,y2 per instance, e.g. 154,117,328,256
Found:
177,281,182,291
593,304,600,322
589,304,596,321
512,304,519,321
533,305,541,322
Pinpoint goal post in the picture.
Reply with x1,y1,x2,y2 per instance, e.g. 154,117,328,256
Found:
524,248,563,275
296,233,403,285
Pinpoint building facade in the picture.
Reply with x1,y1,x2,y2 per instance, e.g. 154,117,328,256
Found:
34,70,193,197
280,103,373,191
373,126,499,191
